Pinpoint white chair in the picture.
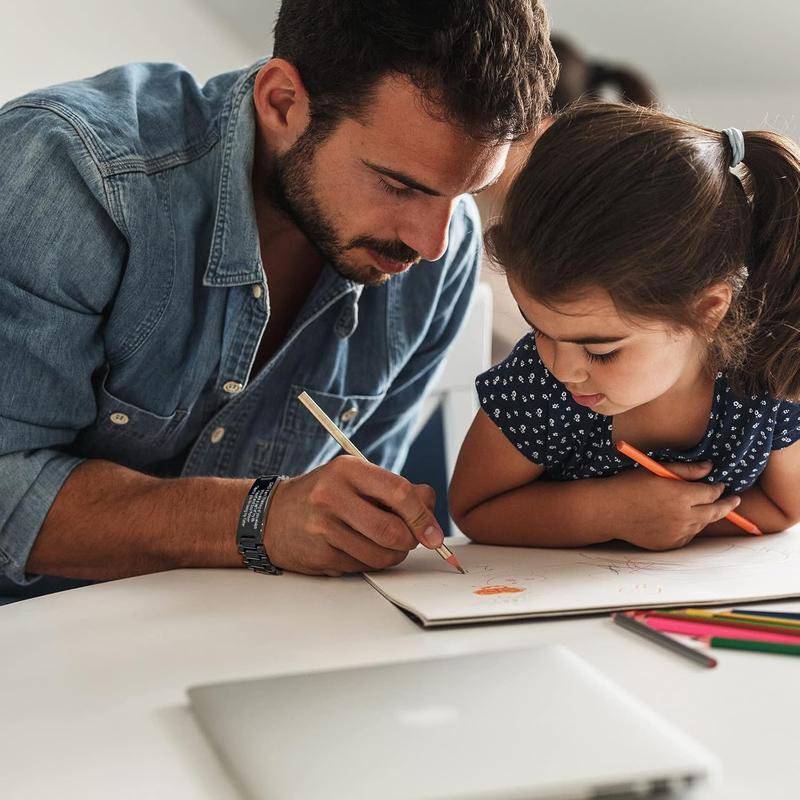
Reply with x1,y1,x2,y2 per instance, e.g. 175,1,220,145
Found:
413,280,493,483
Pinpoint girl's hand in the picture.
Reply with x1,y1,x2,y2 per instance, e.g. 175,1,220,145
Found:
608,462,742,550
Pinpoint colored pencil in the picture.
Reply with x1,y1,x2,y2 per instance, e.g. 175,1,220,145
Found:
706,637,800,656
615,440,762,535
638,613,800,645
645,610,800,639
731,608,800,622
297,391,466,574
612,612,717,668
692,609,800,630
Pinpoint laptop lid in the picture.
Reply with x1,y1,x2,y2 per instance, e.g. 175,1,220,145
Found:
188,644,718,799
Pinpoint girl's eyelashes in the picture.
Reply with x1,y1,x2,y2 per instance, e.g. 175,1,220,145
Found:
378,177,414,198
531,325,620,364
584,349,620,364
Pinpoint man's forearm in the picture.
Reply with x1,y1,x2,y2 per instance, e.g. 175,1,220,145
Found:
455,477,618,548
27,459,250,580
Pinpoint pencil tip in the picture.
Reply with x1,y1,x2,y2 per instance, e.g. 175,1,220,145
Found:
458,565,467,574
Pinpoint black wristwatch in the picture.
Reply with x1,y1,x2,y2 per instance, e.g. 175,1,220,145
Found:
236,475,285,575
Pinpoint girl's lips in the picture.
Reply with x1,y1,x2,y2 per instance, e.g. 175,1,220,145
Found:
570,392,605,407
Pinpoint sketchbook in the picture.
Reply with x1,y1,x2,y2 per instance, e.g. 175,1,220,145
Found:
363,530,800,627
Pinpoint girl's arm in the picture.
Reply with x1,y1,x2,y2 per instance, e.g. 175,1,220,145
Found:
701,439,800,536
449,409,610,547
449,410,742,549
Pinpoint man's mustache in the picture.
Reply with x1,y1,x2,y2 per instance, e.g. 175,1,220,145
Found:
348,236,420,265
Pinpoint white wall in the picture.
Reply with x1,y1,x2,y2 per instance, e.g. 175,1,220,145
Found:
4,0,796,137
0,0,270,102
546,0,800,135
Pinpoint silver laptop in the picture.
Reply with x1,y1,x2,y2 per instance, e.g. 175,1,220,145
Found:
188,645,718,800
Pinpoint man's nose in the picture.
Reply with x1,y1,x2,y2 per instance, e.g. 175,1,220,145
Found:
399,199,454,263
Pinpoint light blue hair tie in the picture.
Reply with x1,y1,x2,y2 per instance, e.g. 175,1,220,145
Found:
722,127,745,167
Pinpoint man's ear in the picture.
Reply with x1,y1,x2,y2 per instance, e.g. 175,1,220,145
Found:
696,281,733,334
253,58,311,150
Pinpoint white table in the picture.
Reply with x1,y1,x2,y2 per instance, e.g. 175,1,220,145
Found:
1,563,798,799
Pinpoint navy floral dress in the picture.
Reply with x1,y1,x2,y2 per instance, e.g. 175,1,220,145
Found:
476,333,800,493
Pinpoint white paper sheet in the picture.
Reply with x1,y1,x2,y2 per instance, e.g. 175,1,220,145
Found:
363,530,800,626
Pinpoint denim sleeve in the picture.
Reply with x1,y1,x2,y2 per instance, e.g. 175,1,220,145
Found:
352,197,481,472
0,105,125,583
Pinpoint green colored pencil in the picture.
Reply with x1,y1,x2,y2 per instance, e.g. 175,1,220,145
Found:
709,637,800,656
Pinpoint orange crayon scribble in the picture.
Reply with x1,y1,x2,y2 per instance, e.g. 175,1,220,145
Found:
473,585,527,596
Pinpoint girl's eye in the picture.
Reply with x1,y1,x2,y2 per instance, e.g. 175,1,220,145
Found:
378,177,414,198
532,325,619,364
584,349,620,364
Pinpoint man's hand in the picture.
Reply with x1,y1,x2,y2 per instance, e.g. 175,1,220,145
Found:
263,455,443,576
608,461,742,551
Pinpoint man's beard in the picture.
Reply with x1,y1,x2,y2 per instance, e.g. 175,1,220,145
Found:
262,127,420,287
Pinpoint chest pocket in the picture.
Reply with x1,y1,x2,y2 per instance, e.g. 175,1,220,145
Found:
252,384,385,476
75,370,188,470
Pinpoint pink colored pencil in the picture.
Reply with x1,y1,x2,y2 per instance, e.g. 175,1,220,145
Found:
639,614,800,646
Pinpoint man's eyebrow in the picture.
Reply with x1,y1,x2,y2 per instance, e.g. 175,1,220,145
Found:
516,305,628,345
363,160,501,198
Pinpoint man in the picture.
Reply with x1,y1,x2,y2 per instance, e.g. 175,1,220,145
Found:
0,0,557,589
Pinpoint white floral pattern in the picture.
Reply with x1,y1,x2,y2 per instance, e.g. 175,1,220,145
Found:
476,333,800,492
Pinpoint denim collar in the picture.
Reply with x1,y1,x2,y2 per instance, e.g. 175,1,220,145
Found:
202,60,363,337
203,61,266,288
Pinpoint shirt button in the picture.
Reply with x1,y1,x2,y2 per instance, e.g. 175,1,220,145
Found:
210,426,226,444
340,406,359,423
251,284,263,300
223,381,244,394
109,412,129,426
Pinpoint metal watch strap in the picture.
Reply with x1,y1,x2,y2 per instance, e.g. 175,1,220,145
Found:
236,475,285,575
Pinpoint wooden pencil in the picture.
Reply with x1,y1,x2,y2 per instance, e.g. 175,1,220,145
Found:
297,391,466,574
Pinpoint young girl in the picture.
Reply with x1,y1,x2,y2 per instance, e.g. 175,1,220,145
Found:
450,103,800,551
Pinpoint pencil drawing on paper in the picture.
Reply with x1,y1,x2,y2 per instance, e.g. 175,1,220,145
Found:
575,542,792,577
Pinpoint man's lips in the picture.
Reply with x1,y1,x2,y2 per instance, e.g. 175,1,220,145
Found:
367,249,414,274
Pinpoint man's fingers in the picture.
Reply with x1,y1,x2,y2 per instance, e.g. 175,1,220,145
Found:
326,523,410,571
339,458,444,550
338,495,416,551
385,477,443,549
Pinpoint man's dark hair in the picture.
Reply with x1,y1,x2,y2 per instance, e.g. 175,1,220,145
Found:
273,0,559,143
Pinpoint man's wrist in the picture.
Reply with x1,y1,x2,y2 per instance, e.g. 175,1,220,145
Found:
236,475,286,575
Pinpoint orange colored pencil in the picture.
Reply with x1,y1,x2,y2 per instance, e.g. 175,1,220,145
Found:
615,440,762,536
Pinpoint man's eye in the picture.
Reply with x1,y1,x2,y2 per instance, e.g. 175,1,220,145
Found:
585,349,620,364
378,177,414,198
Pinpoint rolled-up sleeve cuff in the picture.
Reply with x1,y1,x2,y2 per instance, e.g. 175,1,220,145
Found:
0,451,85,585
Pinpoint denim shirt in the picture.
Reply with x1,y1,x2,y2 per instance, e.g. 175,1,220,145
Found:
0,62,480,584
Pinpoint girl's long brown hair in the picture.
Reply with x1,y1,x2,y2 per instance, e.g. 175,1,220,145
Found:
486,102,800,401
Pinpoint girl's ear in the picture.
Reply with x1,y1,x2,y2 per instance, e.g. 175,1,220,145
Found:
695,281,733,334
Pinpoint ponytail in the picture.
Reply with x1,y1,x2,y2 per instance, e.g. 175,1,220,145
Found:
735,131,800,401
